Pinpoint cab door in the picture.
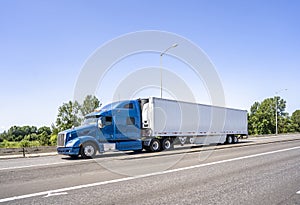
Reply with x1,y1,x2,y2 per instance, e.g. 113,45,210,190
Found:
113,101,141,141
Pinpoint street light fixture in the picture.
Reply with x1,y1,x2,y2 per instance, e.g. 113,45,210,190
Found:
160,43,178,98
275,88,287,135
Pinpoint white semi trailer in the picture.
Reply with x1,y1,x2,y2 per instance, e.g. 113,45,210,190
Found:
141,97,248,151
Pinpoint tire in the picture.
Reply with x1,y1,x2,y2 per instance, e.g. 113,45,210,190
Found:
81,142,97,159
232,136,239,144
226,135,233,144
149,139,161,152
161,138,173,150
188,137,195,144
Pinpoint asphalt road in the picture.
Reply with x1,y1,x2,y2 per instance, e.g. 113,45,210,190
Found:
0,135,300,204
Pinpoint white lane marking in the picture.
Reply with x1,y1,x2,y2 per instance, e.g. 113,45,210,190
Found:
297,190,300,194
0,158,94,171
0,162,69,171
0,146,299,203
43,192,68,198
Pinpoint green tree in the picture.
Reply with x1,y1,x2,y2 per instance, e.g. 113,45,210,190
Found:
56,100,82,131
280,116,297,133
0,131,6,142
248,102,260,135
248,97,288,135
291,110,300,132
29,133,39,141
0,125,53,147
49,134,57,146
80,95,101,116
7,126,22,141
38,131,49,146
55,95,101,132
37,126,51,136
51,123,59,135
4,125,39,142
19,139,30,148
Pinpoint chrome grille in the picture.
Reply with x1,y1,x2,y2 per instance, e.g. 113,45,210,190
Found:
57,133,66,147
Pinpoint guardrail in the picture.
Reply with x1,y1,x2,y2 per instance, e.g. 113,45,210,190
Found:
0,146,56,157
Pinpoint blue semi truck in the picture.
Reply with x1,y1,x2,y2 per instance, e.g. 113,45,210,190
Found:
57,97,248,158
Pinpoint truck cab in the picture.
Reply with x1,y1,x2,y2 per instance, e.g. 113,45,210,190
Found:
57,99,144,158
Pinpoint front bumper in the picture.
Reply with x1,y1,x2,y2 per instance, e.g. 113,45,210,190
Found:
57,147,80,156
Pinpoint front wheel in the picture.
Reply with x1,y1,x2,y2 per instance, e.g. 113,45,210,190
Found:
81,142,97,159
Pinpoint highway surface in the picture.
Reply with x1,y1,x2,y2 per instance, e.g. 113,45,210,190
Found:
0,135,300,204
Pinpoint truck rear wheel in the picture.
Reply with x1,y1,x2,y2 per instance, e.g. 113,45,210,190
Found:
81,142,97,159
226,135,233,144
150,139,161,152
232,135,238,144
161,138,173,150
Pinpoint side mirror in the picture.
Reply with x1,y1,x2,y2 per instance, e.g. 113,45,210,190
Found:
98,117,104,128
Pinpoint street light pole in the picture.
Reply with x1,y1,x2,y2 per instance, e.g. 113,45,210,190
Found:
275,98,278,135
160,43,178,98
275,88,287,135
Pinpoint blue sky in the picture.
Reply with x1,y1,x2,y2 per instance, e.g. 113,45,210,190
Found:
0,0,299,132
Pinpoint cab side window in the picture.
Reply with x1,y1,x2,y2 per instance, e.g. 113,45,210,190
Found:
106,116,112,125
123,103,134,109
126,117,135,125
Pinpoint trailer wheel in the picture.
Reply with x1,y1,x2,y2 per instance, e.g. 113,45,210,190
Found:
161,138,173,150
81,142,97,159
226,135,233,144
188,137,195,144
150,139,161,152
232,136,239,144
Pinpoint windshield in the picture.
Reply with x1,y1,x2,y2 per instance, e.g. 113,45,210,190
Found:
82,116,99,126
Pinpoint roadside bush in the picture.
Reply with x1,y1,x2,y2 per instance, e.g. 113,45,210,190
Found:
0,139,41,148
19,139,40,147
50,134,57,146
0,140,20,148
19,139,30,147
38,131,49,146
